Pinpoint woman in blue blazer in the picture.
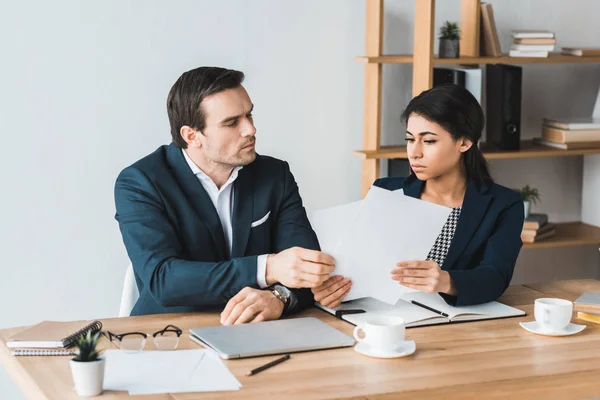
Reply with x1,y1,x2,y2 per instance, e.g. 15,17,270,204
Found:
313,84,524,307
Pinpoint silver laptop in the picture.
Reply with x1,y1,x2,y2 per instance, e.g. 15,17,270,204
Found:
189,317,355,359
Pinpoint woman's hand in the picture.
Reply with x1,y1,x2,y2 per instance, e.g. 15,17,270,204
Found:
312,276,352,308
391,260,456,295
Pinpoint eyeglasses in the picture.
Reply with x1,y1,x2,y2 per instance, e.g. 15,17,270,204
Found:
105,325,183,353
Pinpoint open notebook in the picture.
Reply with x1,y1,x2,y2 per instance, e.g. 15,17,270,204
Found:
316,292,525,327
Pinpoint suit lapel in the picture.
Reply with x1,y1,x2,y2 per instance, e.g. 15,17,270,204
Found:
402,174,423,199
441,181,492,269
401,175,492,269
231,167,254,258
166,144,228,260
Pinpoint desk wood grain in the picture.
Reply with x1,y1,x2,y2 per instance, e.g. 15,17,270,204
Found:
1,280,599,399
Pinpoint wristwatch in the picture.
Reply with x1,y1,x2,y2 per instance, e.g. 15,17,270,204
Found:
270,284,291,313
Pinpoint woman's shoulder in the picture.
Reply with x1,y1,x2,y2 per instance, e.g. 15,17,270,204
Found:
485,181,523,206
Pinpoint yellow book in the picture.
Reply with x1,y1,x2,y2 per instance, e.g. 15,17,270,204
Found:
577,312,600,324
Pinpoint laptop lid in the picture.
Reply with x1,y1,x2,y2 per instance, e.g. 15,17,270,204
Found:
189,317,355,359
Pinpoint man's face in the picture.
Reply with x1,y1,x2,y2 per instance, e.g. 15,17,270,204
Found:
198,85,257,168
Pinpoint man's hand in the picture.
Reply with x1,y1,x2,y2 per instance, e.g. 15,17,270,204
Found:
391,260,457,295
312,276,352,308
265,247,335,288
220,287,284,325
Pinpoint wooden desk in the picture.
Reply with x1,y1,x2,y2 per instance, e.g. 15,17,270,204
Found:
2,279,600,399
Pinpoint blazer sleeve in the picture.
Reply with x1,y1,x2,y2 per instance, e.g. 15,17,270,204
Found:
272,161,321,315
114,167,259,308
441,196,524,306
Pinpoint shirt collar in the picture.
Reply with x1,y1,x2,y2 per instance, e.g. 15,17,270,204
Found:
182,149,243,187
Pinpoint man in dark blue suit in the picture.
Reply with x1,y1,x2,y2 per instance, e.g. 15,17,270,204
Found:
115,67,335,323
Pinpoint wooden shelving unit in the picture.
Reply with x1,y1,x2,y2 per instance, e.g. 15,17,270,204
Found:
354,0,600,251
355,53,600,65
522,222,600,250
354,140,600,160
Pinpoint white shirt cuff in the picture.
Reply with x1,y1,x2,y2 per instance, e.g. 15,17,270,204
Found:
256,254,269,289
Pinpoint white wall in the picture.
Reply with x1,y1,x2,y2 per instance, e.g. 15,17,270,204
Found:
2,0,600,332
1,1,600,397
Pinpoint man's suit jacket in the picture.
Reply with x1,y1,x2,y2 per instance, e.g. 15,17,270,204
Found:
114,143,318,316
374,174,524,306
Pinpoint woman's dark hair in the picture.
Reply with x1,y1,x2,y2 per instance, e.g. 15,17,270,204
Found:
401,84,493,185
167,66,245,148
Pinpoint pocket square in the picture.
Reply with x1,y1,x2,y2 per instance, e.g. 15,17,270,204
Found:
251,211,271,228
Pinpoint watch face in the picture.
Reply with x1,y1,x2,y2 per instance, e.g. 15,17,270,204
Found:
275,285,291,299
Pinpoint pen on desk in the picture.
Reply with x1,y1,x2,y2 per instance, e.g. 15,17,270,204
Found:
246,354,290,376
411,300,449,318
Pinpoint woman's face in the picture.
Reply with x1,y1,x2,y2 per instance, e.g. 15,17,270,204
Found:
405,113,472,181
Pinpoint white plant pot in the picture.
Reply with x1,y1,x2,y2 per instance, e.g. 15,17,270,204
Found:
70,358,105,397
523,200,531,219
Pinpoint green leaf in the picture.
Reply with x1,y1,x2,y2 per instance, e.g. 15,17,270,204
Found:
439,21,461,40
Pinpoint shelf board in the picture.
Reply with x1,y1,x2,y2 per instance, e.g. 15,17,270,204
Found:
353,140,600,160
355,53,600,65
522,222,600,249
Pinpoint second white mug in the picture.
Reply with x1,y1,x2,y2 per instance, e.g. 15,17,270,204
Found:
534,298,573,332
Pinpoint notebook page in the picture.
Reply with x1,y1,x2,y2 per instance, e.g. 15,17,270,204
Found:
401,292,525,320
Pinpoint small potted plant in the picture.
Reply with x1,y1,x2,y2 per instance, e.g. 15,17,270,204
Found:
70,331,105,397
439,21,461,58
516,185,541,218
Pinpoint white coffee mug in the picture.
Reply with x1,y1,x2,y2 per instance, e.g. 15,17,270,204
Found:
534,298,573,332
353,316,406,352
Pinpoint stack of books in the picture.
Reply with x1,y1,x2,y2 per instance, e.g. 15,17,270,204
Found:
509,30,556,58
521,213,555,244
534,117,600,150
574,292,600,324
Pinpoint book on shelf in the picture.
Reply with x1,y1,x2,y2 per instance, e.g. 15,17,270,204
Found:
316,292,525,328
480,3,502,57
522,222,556,239
561,47,600,57
521,227,556,243
513,38,556,45
574,292,600,314
542,125,600,143
509,50,549,58
512,30,555,39
510,44,555,52
576,312,600,324
543,117,600,130
533,138,600,150
523,213,548,230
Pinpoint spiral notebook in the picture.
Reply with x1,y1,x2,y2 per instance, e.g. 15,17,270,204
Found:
11,349,75,357
6,320,102,349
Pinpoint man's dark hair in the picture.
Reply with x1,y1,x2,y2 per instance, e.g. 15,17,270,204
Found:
167,66,245,148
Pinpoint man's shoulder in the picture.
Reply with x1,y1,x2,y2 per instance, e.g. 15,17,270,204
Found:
247,154,290,177
128,145,170,172
117,145,170,180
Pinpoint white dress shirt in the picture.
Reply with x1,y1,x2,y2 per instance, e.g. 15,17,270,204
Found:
182,150,269,288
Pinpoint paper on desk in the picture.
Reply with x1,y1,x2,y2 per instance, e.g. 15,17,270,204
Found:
325,186,452,305
103,349,241,395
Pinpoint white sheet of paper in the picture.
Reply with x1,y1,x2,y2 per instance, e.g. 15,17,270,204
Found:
332,186,452,304
103,349,241,395
311,200,363,253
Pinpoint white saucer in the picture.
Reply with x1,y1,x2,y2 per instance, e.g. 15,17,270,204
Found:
354,340,416,359
519,321,586,337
